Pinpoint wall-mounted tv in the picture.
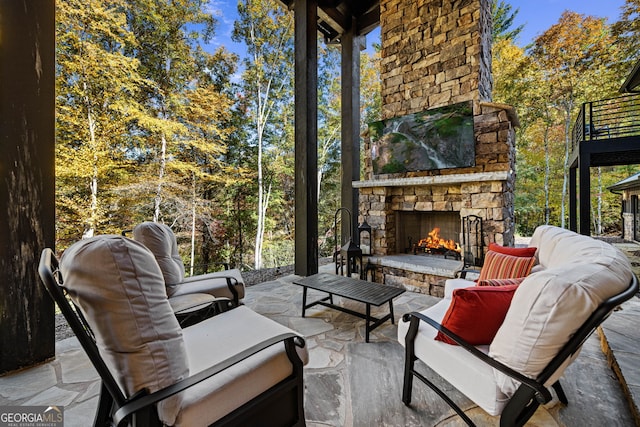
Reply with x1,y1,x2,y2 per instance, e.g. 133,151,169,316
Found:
369,101,475,174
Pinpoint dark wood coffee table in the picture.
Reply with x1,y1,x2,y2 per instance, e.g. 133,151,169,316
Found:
293,273,406,342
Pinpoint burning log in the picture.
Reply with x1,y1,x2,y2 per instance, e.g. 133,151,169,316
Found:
415,227,461,256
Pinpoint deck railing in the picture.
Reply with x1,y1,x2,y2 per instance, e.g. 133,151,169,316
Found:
571,92,640,151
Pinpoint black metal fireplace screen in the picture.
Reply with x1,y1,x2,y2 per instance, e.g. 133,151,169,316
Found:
407,214,484,268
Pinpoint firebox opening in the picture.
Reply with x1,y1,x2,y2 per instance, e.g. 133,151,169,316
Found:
396,211,461,256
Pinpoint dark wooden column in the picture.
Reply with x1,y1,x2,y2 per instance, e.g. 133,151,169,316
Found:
294,0,319,276
340,22,363,244
0,1,56,373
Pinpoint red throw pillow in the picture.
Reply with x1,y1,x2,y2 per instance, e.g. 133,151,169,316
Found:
477,277,526,287
488,242,537,258
477,251,536,282
435,285,519,345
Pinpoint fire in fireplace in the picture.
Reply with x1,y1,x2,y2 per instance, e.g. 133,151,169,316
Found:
396,211,462,258
415,227,462,258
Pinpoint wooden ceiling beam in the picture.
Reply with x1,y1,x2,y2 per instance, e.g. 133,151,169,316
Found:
277,0,379,39
357,8,380,35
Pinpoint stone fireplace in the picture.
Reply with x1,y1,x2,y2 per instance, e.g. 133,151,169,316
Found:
354,0,518,295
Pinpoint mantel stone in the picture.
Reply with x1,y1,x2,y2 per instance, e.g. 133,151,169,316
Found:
353,171,510,189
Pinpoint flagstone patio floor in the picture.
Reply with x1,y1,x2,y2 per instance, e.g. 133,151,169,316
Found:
1,252,640,426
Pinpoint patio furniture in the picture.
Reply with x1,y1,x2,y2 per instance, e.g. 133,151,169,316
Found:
398,225,638,426
38,235,307,427
293,273,405,342
133,221,244,306
167,293,230,328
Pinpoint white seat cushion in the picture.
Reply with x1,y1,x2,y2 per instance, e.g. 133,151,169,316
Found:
398,299,509,416
176,306,308,426
443,277,475,299
178,268,245,301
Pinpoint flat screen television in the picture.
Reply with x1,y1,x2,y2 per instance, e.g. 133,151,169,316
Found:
369,101,475,174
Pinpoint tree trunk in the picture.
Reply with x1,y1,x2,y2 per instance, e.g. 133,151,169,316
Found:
190,173,197,276
254,119,265,269
561,106,572,228
154,132,167,222
544,125,550,225
82,81,98,238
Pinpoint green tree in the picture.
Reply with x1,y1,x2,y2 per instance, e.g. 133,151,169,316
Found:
613,0,640,68
492,0,524,42
124,0,218,223
232,0,294,269
531,12,620,228
56,0,147,246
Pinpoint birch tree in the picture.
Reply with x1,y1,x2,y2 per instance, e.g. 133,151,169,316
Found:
233,0,294,269
125,0,217,222
56,0,146,244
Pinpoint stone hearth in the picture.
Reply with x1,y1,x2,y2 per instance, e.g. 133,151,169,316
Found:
367,254,462,297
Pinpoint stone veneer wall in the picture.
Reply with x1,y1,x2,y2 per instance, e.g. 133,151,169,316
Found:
380,0,492,118
359,102,518,258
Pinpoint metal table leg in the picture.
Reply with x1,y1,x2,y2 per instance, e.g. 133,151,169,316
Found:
302,287,308,317
365,303,371,343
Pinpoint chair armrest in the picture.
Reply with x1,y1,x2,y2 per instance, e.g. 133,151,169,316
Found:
455,268,480,279
402,311,552,404
182,274,242,305
113,332,306,427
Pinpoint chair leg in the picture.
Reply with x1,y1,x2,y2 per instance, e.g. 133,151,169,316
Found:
552,381,568,405
93,383,117,427
402,317,419,405
500,386,540,427
402,357,415,405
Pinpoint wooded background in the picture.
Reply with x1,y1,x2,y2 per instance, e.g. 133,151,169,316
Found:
55,0,640,273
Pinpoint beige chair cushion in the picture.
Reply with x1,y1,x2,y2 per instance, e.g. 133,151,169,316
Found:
176,306,309,426
489,226,633,395
133,221,185,288
133,221,245,300
397,299,509,415
60,235,188,425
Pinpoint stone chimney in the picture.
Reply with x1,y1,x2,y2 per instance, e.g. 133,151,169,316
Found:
380,0,493,119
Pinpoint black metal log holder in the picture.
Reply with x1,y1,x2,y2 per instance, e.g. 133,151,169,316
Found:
462,215,484,268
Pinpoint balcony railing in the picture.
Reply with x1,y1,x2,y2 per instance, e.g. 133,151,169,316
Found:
571,93,640,151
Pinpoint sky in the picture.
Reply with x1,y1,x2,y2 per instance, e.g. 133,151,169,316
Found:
205,0,629,58
505,0,626,47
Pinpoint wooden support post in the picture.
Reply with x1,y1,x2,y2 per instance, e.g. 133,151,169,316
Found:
294,0,319,276
340,22,363,244
0,0,56,372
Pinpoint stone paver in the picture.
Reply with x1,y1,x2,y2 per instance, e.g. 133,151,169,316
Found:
0,271,638,427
